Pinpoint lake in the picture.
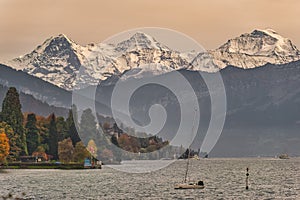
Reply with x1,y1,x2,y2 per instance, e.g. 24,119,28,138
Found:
1,158,300,199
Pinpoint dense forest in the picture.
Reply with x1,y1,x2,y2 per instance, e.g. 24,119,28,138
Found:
0,87,180,164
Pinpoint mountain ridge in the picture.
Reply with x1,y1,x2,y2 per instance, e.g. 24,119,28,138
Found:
210,29,300,69
3,29,300,90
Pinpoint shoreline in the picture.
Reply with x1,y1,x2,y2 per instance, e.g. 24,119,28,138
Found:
2,157,299,170
2,162,86,170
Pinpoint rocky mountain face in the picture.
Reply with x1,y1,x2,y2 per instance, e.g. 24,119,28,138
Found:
6,32,210,90
5,29,300,91
210,29,300,69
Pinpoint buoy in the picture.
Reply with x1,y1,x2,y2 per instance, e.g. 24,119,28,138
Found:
246,167,249,190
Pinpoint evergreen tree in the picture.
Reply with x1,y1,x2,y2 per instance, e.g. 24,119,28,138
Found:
79,108,98,146
111,135,119,147
25,113,40,155
35,115,49,153
56,116,68,141
48,113,58,160
1,87,27,156
112,123,123,135
66,106,81,146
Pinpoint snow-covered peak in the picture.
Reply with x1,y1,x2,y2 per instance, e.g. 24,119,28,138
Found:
4,29,300,90
252,29,299,56
5,33,84,89
52,33,75,44
115,32,169,52
212,29,300,69
36,33,77,52
217,29,299,56
14,33,80,62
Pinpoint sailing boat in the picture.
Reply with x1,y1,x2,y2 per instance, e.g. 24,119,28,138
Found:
174,109,204,190
174,149,205,189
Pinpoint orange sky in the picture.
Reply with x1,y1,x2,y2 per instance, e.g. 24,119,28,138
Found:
0,0,300,61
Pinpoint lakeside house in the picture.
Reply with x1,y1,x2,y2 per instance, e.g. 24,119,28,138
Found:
84,157,102,169
19,156,45,163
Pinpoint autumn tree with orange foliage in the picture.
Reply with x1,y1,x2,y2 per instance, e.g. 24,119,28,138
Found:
0,132,10,163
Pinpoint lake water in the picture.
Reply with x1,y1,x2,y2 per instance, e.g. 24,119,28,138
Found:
1,158,300,199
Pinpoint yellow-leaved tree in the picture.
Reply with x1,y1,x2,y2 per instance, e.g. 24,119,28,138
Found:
87,139,97,158
0,132,10,163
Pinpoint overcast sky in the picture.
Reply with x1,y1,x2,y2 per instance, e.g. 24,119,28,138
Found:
1,0,300,61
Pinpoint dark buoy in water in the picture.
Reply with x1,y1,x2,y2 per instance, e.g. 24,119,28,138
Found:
246,167,249,190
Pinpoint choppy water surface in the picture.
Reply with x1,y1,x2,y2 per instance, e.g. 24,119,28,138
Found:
1,158,300,199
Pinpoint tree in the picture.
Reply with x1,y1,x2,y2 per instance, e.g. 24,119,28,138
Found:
112,123,123,135
1,87,27,156
102,122,111,133
0,132,10,163
118,134,132,152
56,117,68,142
66,106,81,146
35,115,50,152
87,139,97,158
79,109,98,146
48,114,58,160
58,137,74,163
0,122,21,160
25,113,40,155
111,135,119,147
73,141,90,163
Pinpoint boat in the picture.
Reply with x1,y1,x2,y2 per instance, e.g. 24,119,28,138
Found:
191,155,200,160
174,149,205,190
174,109,204,190
278,153,289,159
174,181,205,189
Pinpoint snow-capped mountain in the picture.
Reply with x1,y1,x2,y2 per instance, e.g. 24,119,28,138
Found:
4,29,300,90
6,32,210,90
8,34,83,90
115,31,169,52
210,29,300,69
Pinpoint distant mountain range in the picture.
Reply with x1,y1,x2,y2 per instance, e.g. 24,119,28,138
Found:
5,29,300,91
209,29,300,69
1,29,300,157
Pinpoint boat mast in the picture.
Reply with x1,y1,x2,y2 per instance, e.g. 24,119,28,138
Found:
183,108,197,183
184,149,190,183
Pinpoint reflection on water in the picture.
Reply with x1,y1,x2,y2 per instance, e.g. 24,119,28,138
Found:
1,158,299,199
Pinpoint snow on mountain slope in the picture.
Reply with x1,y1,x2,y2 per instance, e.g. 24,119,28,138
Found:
4,29,300,90
115,32,169,52
7,34,84,90
210,29,300,69
6,32,215,90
